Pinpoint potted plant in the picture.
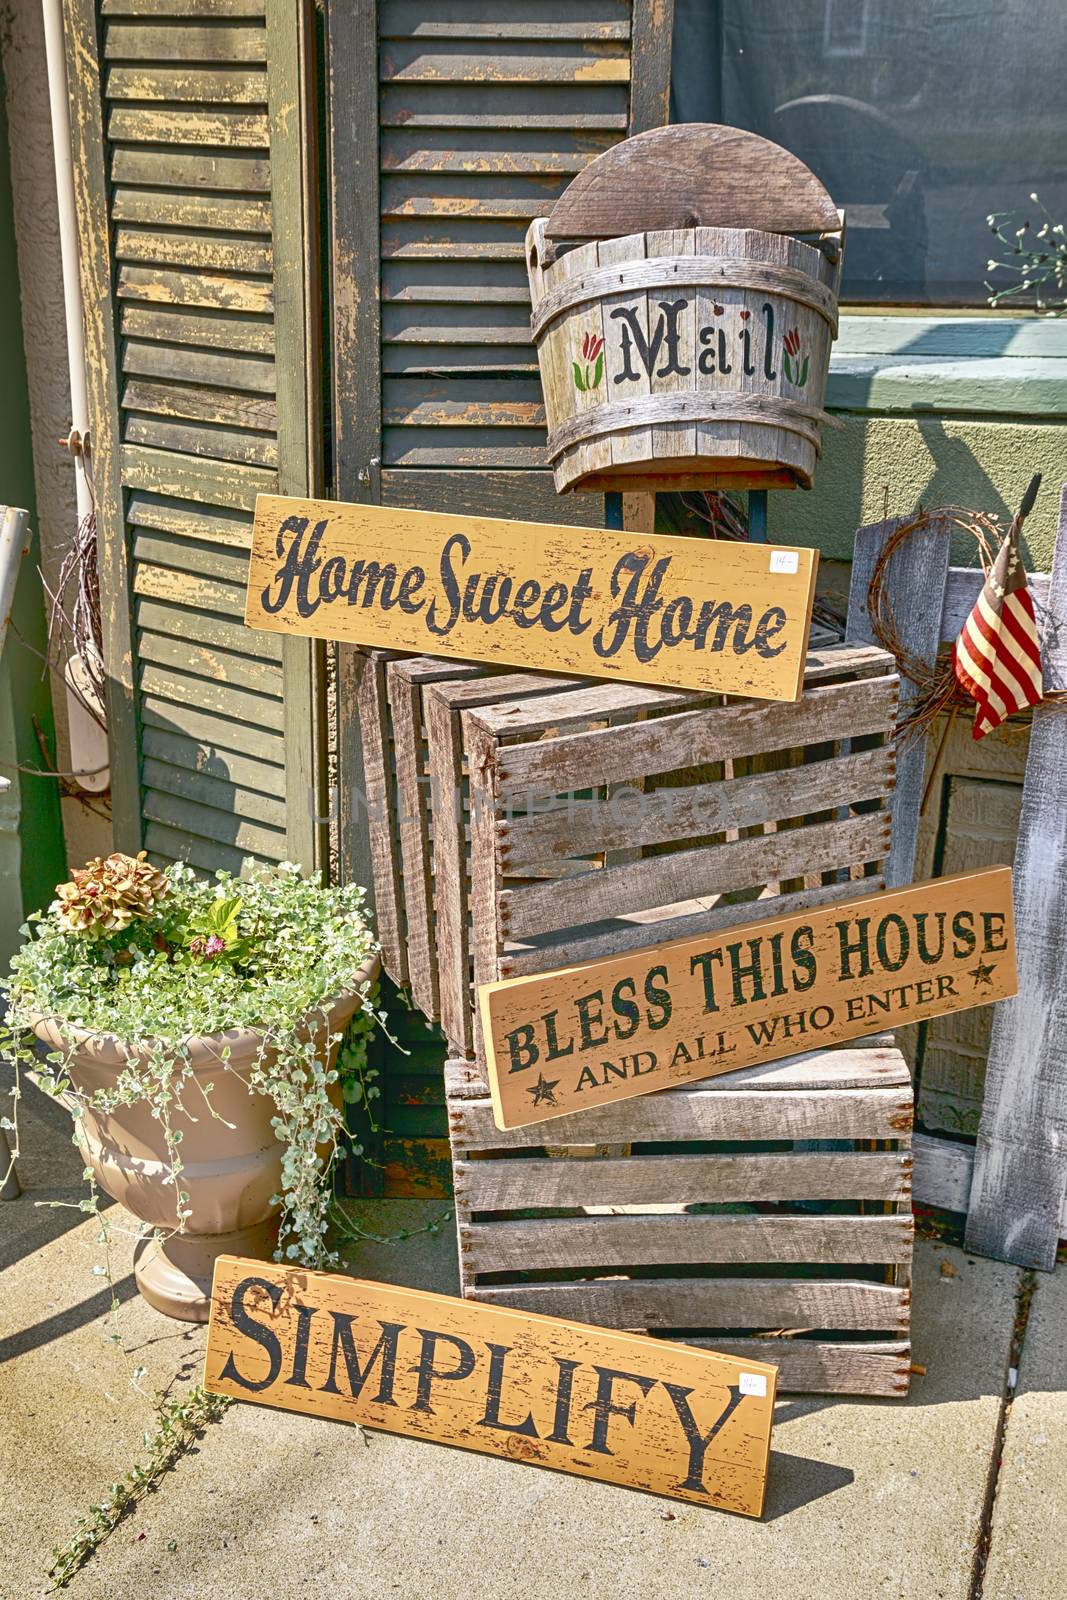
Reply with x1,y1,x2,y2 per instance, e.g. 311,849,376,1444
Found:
1,852,381,1322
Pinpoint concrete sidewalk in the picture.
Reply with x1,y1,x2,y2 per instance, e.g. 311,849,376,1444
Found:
2,1076,1061,1600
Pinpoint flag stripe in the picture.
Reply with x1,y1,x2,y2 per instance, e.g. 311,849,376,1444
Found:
953,525,1042,740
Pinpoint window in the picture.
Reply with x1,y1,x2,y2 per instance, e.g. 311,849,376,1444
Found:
671,0,1067,306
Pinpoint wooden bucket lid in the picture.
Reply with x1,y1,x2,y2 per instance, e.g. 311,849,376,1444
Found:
545,123,839,241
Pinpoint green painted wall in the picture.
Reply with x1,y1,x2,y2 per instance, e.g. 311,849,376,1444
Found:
0,69,66,960
769,414,1067,572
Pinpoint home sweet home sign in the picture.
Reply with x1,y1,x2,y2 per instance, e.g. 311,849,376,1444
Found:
205,1256,776,1515
245,496,817,700
480,869,1018,1129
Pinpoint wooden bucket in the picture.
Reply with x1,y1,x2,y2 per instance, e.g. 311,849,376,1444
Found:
528,220,840,495
525,125,843,495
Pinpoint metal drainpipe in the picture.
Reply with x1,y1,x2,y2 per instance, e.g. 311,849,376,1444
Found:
42,0,90,521
41,0,109,795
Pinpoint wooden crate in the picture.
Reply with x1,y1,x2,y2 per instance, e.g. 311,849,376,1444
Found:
462,643,899,1020
384,656,489,1017
424,668,587,1054
349,647,409,987
446,1040,913,1397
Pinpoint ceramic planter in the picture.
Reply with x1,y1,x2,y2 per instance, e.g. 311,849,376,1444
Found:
32,952,380,1322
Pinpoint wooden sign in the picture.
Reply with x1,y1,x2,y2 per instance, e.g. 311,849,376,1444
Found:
204,1255,776,1516
479,868,1017,1130
245,495,818,701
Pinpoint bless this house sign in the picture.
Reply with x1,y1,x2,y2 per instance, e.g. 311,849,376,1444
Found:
245,498,818,701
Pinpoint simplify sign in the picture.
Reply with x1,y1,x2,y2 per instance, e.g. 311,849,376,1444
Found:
205,1256,776,1516
245,496,818,700
479,869,1018,1129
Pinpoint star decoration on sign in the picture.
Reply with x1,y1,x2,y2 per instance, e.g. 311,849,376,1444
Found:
968,959,998,989
527,1073,560,1107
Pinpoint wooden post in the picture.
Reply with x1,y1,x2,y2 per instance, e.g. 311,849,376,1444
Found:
846,512,954,887
965,486,1067,1269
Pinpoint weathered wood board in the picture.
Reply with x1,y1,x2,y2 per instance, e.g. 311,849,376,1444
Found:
480,868,1017,1129
245,495,818,701
205,1255,776,1515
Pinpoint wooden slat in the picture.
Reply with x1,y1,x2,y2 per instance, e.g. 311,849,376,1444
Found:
108,107,270,146
469,1278,910,1333
104,22,268,61
445,1045,910,1102
124,413,277,467
381,174,564,221
136,598,280,662
353,649,408,985
846,513,953,888
110,148,270,191
380,127,615,175
682,1339,910,1397
547,124,838,240
379,2,630,41
942,568,1050,643
105,64,268,101
142,788,284,856
966,485,1067,1269
127,492,251,545
138,630,281,693
141,725,283,797
379,40,630,83
451,1083,912,1152
102,0,265,14
140,693,283,762
382,259,531,303
143,764,283,832
499,811,890,938
501,744,893,866
120,303,275,352
327,0,383,905
387,656,487,1022
454,1151,911,1209
123,339,275,395
497,874,888,978
488,674,898,797
115,226,272,274
140,662,284,732
380,467,604,525
117,265,273,314
378,82,628,130
121,442,277,510
383,377,543,428
144,822,251,874
112,188,273,232
123,378,276,431
133,563,246,618
460,1213,913,1274
629,0,674,134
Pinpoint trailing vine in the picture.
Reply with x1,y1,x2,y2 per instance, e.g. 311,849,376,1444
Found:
46,1387,232,1591
1,854,384,1270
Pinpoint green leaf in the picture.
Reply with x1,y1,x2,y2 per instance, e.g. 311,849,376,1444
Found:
572,360,586,392
592,352,604,388
798,354,809,387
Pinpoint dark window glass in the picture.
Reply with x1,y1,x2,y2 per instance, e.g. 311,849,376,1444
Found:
671,0,1067,306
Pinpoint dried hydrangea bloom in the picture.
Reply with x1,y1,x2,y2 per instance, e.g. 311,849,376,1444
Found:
54,850,170,937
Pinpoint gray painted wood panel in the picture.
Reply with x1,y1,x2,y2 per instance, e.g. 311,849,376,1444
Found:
966,485,1067,1268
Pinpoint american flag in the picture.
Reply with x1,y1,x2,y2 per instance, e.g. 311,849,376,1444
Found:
954,476,1044,741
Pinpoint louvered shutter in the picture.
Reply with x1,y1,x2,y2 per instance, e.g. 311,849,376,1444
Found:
64,0,322,873
379,1,670,507
326,0,673,884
